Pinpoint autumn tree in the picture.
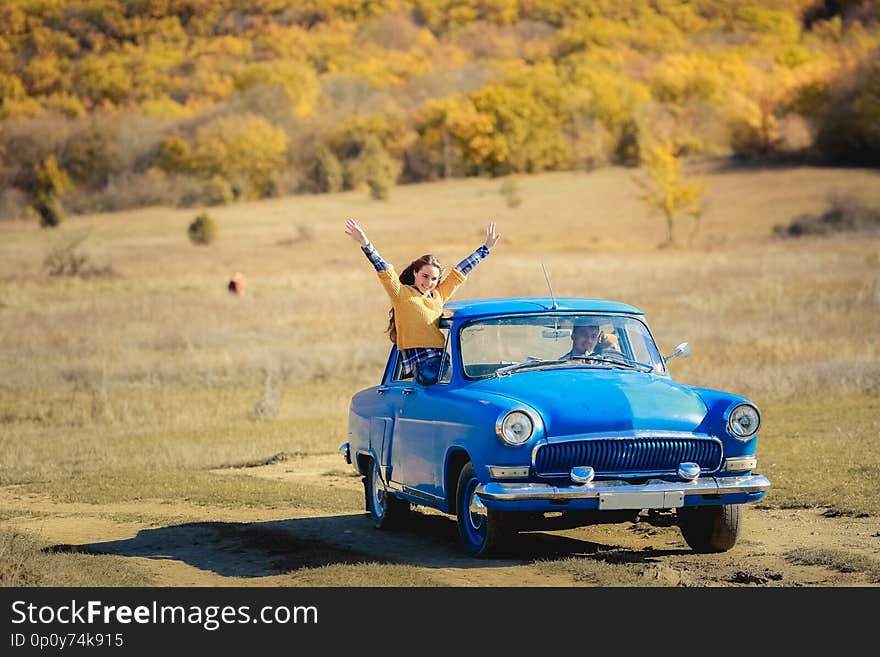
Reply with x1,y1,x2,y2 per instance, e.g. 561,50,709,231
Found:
635,144,705,246
814,52,880,165
30,155,73,228
312,146,343,193
361,137,400,200
190,114,289,198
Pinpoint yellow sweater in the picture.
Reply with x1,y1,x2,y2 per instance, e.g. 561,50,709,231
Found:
377,266,467,349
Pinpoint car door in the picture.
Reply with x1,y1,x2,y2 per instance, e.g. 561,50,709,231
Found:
385,359,435,496
388,337,453,501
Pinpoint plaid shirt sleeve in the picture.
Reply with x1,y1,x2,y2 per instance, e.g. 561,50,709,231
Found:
361,242,388,272
454,244,490,275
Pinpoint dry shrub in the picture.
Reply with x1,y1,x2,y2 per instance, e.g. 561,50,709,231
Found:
253,370,282,421
188,213,217,245
43,233,114,278
499,177,522,207
775,193,880,237
0,530,42,586
312,147,343,193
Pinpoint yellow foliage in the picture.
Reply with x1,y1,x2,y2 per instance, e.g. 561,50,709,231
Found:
29,26,79,58
0,2,28,35
0,72,26,102
181,68,235,103
470,65,570,173
43,93,85,118
234,59,319,117
0,96,44,120
653,0,710,34
23,55,66,96
191,114,289,198
141,95,193,118
74,54,133,105
190,35,254,59
413,96,498,175
567,64,650,132
476,0,519,26
415,28,437,48
253,24,311,60
157,135,192,174
415,0,479,32
35,154,73,197
348,51,432,87
735,6,801,44
651,53,725,105
636,144,705,245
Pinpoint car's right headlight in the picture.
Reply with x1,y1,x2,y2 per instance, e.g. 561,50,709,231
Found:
496,410,535,446
726,403,761,440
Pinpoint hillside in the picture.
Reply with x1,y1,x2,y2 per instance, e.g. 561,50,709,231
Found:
1,1,878,226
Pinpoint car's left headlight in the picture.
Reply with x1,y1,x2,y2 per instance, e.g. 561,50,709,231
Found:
496,410,535,446
727,404,761,440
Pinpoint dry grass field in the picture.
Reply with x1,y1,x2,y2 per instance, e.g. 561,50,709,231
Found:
1,160,879,586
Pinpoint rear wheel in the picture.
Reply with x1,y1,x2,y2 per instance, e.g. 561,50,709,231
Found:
456,462,512,557
366,459,411,529
677,504,742,552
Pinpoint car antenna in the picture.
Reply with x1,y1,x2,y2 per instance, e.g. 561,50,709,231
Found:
541,261,558,310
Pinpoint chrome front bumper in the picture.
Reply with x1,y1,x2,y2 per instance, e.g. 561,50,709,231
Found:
476,474,771,509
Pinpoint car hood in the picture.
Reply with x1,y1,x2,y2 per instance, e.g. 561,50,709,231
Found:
465,368,708,437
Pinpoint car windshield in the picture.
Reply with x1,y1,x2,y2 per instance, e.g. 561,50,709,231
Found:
459,314,665,379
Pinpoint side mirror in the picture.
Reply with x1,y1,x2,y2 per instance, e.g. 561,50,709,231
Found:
664,342,691,362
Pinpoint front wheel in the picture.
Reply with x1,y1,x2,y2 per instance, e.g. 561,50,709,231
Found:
366,459,410,529
456,462,512,557
677,504,742,552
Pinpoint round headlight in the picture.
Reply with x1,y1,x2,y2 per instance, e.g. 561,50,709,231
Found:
497,411,534,446
728,404,760,440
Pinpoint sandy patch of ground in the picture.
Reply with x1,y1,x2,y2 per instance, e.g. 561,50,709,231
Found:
3,453,878,587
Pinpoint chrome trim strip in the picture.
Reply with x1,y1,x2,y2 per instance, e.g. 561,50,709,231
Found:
392,418,471,428
476,474,771,502
487,465,531,479
531,437,548,465
723,456,757,472
387,482,445,504
537,430,720,444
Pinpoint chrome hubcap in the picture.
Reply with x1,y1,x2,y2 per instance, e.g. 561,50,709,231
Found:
372,466,385,515
468,488,487,531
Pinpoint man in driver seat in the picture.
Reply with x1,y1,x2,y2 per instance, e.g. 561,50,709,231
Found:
562,321,620,359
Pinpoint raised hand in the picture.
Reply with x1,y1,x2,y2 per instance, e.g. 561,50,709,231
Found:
484,222,500,249
344,218,369,246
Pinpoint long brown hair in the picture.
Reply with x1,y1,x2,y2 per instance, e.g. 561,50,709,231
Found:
386,254,443,344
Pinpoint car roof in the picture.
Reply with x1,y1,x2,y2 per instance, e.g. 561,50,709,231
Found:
443,297,643,320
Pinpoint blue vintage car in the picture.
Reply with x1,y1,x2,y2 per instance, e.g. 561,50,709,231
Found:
340,297,770,557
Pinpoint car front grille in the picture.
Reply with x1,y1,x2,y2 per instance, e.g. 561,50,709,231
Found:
533,437,722,477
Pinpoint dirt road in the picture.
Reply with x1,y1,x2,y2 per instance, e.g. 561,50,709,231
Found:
4,454,878,587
